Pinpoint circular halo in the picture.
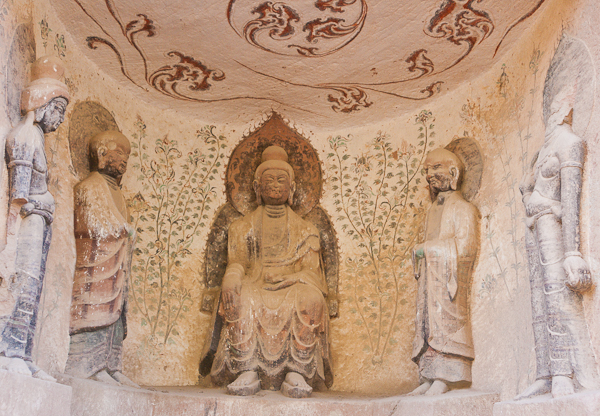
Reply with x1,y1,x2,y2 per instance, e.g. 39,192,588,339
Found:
226,114,322,216
445,137,483,202
68,101,120,180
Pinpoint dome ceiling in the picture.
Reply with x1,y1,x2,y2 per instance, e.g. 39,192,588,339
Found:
50,0,547,127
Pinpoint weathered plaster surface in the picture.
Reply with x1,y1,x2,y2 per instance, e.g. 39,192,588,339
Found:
0,0,597,404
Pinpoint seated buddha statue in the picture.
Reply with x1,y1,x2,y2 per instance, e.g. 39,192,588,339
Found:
201,145,333,398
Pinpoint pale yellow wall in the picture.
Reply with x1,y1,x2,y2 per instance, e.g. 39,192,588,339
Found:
0,0,597,400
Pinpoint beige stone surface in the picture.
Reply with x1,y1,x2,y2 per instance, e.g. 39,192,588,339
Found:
58,376,499,416
56,374,153,416
494,390,600,416
0,0,598,406
0,369,72,416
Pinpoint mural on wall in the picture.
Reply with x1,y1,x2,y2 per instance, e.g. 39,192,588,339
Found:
127,117,228,351
55,0,548,116
326,110,435,362
73,1,227,101
461,46,544,301
38,15,66,58
227,0,367,57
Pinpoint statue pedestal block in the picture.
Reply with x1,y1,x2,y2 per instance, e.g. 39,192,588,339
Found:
494,390,600,416
56,374,153,416
0,369,72,416
57,376,499,416
391,389,499,416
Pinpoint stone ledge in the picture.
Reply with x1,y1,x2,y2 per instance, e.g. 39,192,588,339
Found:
56,377,499,416
494,390,600,416
0,369,72,416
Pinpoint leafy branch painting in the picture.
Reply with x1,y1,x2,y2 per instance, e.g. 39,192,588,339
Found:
461,46,543,300
327,110,433,362
127,117,227,347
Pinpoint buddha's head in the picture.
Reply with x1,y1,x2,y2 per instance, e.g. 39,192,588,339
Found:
253,146,296,206
424,148,464,200
89,130,131,183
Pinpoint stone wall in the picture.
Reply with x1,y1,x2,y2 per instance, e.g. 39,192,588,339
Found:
0,0,597,401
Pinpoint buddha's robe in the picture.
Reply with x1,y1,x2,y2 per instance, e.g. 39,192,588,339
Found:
65,171,133,378
210,205,333,389
412,190,478,384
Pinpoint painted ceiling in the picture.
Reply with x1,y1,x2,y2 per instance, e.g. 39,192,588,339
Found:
50,0,547,127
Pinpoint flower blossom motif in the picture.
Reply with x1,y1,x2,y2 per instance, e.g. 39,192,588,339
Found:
328,135,350,151
352,153,372,175
356,182,374,199
415,109,433,125
129,192,147,213
190,149,207,166
373,131,389,145
394,140,416,161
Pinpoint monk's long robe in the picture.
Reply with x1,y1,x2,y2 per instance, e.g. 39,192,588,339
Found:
65,171,133,378
209,205,333,390
412,190,479,384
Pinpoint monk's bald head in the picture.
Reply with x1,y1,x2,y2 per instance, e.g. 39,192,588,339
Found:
424,148,464,198
89,131,131,181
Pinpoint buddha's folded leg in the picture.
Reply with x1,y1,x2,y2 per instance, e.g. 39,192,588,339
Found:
212,285,259,381
294,285,326,350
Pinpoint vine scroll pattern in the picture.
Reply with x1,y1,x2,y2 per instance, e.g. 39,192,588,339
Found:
327,110,434,361
127,117,228,348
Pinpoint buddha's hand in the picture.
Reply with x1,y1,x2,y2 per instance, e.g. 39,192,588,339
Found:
564,255,593,293
222,272,242,311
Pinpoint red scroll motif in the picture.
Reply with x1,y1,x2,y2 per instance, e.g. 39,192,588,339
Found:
244,2,300,43
425,0,494,66
149,52,226,100
229,0,367,57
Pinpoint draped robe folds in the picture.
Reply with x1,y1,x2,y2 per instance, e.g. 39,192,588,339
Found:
412,191,478,384
209,205,333,390
65,171,133,378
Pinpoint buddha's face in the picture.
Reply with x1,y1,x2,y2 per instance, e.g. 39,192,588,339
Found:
257,168,292,205
99,140,131,180
424,157,454,196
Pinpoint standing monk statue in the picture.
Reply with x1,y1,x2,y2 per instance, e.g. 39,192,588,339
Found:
64,131,138,388
409,147,479,396
516,84,599,399
203,145,332,398
0,56,69,381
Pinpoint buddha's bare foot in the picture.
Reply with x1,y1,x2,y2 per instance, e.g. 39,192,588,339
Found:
514,379,551,400
227,371,260,396
406,381,432,396
425,380,449,396
91,369,122,386
1,357,32,377
281,372,312,398
552,376,575,398
26,362,56,382
111,371,140,388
